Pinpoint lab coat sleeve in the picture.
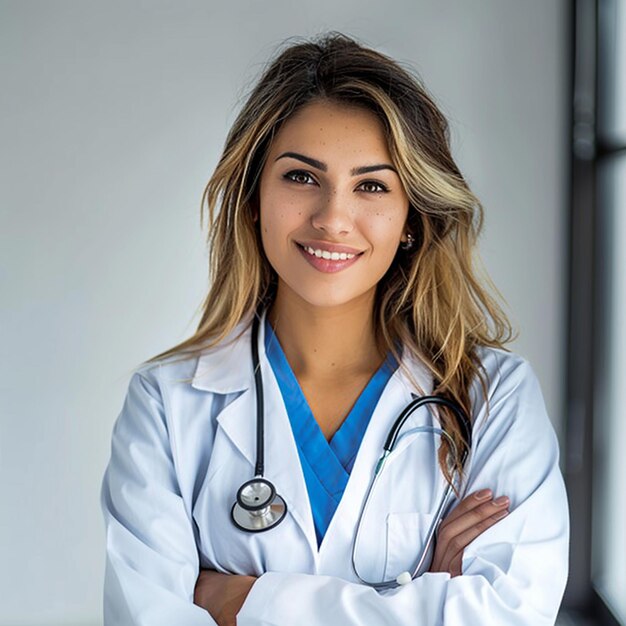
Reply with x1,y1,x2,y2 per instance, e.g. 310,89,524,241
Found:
100,369,214,625
236,355,569,626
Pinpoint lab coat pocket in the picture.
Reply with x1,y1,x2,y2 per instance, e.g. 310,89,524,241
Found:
384,512,436,581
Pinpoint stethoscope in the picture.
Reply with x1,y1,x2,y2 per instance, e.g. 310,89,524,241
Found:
230,312,472,588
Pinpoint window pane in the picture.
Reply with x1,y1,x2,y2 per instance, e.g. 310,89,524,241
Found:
593,154,626,623
598,0,626,144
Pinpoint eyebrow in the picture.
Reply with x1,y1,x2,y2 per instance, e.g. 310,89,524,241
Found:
275,151,398,176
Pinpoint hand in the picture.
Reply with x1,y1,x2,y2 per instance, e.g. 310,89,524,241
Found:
429,489,509,577
193,569,257,626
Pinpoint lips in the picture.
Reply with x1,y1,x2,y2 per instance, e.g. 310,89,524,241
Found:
295,241,364,274
296,240,364,256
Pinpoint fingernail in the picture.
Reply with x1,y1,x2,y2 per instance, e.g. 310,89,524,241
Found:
475,489,492,500
492,496,510,506
493,509,509,520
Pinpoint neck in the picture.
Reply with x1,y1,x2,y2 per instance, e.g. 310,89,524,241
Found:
267,284,385,382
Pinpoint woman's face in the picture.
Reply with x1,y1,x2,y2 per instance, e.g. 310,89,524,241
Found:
258,99,410,311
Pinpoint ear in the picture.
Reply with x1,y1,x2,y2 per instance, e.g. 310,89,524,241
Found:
249,198,260,223
401,208,416,244
249,190,260,223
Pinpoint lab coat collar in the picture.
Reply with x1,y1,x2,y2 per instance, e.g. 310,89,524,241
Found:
190,315,259,394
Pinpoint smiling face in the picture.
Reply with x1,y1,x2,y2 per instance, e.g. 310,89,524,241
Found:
257,99,410,312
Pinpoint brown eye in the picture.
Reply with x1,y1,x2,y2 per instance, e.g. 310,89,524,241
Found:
284,170,316,185
358,181,389,193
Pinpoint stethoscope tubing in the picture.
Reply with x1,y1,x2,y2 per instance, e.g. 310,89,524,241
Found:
384,394,472,458
352,425,461,589
251,313,265,478
232,309,473,588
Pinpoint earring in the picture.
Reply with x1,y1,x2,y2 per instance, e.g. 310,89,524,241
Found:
400,233,414,251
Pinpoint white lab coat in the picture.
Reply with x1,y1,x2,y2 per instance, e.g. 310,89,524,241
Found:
100,315,569,625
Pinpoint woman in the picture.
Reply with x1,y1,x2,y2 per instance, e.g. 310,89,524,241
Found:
101,33,569,625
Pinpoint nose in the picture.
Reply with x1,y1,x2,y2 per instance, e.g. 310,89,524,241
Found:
310,188,354,237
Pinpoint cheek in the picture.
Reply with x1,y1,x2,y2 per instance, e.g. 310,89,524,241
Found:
259,212,298,265
259,191,310,248
260,211,299,245
361,207,407,247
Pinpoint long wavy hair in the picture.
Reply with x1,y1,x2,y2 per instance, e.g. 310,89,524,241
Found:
148,32,515,485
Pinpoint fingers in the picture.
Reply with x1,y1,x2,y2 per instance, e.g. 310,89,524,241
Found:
439,492,509,539
430,490,510,577
438,500,510,573
438,489,493,528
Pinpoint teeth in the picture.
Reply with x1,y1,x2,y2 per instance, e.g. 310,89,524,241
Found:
304,246,356,260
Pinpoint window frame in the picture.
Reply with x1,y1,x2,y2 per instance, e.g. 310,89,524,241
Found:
563,0,624,624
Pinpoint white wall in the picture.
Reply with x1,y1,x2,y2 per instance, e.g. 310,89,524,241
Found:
0,1,568,624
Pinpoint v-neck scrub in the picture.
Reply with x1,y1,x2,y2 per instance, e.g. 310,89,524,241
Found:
264,318,398,546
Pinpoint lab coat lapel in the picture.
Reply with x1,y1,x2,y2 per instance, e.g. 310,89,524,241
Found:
191,320,256,467
191,316,317,558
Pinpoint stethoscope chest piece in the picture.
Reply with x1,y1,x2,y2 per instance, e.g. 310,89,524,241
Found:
231,477,287,532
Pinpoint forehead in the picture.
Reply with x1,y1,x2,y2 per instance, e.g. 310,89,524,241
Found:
267,100,391,158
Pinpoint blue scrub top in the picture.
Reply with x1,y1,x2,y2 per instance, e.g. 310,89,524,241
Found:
264,318,398,546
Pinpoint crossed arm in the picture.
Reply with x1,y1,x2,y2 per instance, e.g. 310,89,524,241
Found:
194,489,511,626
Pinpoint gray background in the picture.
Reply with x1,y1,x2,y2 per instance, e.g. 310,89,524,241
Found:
0,1,568,624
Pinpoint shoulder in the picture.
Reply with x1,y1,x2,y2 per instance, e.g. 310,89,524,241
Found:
128,354,200,396
469,345,553,444
113,357,202,443
473,345,536,389
471,345,543,406
127,318,254,402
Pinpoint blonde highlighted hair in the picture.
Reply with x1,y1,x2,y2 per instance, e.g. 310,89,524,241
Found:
149,32,515,484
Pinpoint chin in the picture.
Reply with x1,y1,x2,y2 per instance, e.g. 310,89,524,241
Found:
283,280,374,311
